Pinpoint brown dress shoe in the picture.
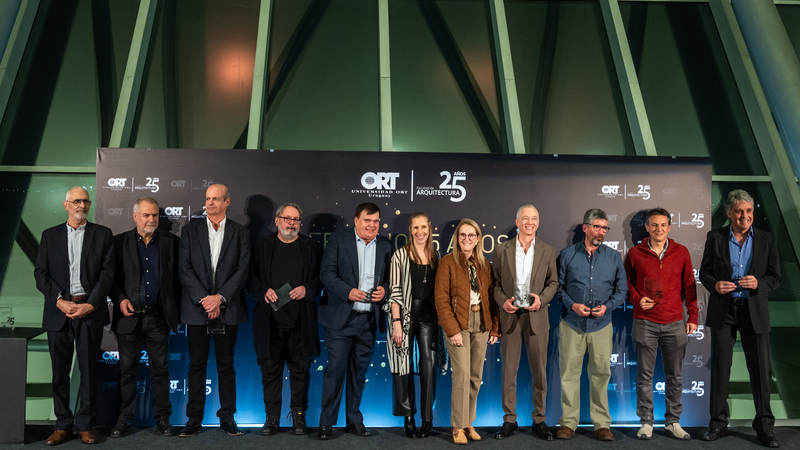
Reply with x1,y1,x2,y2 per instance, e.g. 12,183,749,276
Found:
78,430,99,444
45,429,71,445
556,426,574,439
595,427,614,441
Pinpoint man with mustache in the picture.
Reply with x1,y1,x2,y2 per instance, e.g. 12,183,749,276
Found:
109,197,181,438
34,187,115,445
247,203,322,436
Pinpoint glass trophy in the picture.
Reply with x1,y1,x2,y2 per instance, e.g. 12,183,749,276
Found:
129,288,151,314
585,288,600,318
358,274,376,303
0,304,13,328
513,282,532,308
643,277,663,304
206,298,226,334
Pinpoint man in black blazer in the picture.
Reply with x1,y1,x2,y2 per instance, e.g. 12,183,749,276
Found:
247,203,322,436
177,184,250,437
109,197,180,438
34,187,114,445
317,203,391,440
699,189,781,447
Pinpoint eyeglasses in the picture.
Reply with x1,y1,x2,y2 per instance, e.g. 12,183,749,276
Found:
277,216,301,224
69,199,92,206
586,224,610,232
458,233,477,241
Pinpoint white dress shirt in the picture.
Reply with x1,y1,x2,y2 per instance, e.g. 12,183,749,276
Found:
207,216,226,288
67,222,87,295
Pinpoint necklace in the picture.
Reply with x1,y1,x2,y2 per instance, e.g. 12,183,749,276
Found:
423,264,428,284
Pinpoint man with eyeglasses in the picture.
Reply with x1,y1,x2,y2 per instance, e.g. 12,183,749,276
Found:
34,187,115,445
492,205,558,441
247,203,322,436
555,208,627,442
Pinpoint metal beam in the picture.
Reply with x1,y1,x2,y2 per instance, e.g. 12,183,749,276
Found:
712,175,772,182
108,0,158,148
378,0,392,151
0,165,95,173
247,0,273,149
489,0,524,154
599,0,658,156
709,0,800,263
0,0,40,129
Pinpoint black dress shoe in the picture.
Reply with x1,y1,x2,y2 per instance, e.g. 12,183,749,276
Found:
404,417,418,438
532,421,554,441
494,421,519,439
346,422,371,437
178,422,202,437
220,420,244,436
317,425,333,440
260,418,280,436
699,427,727,441
156,420,174,437
418,421,433,438
291,411,307,435
111,419,132,438
758,432,780,448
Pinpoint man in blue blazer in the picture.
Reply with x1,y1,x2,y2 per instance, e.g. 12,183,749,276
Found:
177,184,250,437
699,189,781,447
34,187,114,445
317,203,392,439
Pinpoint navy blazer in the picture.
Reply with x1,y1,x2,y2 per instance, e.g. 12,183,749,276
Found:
179,217,251,326
110,229,181,333
699,226,781,334
319,229,392,333
247,232,323,359
34,221,115,331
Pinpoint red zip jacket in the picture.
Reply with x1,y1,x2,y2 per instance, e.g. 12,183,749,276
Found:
624,238,698,325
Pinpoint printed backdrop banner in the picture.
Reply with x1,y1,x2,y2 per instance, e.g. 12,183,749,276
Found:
95,148,712,428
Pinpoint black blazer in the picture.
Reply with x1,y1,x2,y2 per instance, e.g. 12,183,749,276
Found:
34,221,115,331
319,229,392,333
699,226,781,334
247,232,323,359
179,217,251,326
110,229,181,333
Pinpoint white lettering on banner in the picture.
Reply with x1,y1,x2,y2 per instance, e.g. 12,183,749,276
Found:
107,208,123,215
602,241,619,251
607,214,618,222
680,213,705,228
625,184,651,200
171,180,186,188
108,178,127,187
361,172,400,190
164,207,184,216
146,177,159,193
206,379,212,395
691,325,705,340
655,382,666,393
684,381,705,396
663,187,678,195
601,185,620,196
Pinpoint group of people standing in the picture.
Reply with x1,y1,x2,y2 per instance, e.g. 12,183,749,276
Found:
33,185,781,448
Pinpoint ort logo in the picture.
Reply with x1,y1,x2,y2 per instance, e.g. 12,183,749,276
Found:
602,241,620,251
103,382,118,389
164,207,184,216
107,208,123,215
598,185,621,198
102,351,119,361
663,187,678,195
171,180,187,188
361,172,400,190
106,178,128,190
169,353,182,361
607,214,618,222
655,382,666,394
610,354,619,364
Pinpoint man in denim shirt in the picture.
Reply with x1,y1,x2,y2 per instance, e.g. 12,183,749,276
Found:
555,209,627,442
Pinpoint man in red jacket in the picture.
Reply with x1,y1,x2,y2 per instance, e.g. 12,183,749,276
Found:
624,207,698,441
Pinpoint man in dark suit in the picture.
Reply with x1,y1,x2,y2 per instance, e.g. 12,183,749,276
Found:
109,197,180,438
248,203,322,436
34,187,114,445
177,184,250,437
492,205,558,441
699,189,781,447
317,202,392,440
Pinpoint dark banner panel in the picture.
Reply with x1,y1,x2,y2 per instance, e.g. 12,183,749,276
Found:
95,148,712,427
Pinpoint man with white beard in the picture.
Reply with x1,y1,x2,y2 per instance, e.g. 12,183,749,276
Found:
247,203,323,436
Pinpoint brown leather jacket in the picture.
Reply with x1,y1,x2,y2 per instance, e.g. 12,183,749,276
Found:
435,253,499,338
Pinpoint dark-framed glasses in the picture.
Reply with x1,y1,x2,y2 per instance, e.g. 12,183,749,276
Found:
278,216,301,224
586,224,610,232
70,199,92,206
458,233,477,241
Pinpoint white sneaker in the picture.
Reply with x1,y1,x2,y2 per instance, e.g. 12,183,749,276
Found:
637,424,653,440
665,423,691,440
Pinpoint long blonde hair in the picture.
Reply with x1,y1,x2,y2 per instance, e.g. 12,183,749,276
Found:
405,212,439,270
449,218,487,271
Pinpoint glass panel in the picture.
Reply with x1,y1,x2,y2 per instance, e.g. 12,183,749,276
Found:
134,0,259,149
0,174,96,327
619,2,765,175
778,5,800,63
505,0,634,155
390,0,496,153
0,0,23,63
260,0,379,151
108,0,140,107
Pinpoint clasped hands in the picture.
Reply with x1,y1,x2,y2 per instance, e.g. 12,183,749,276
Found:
265,286,307,303
57,298,95,319
502,294,542,314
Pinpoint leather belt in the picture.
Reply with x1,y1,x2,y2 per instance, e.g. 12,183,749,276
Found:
730,298,747,307
470,304,481,312
68,295,87,304
351,310,371,315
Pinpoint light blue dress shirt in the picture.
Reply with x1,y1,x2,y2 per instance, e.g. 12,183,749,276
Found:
353,233,376,312
729,226,753,299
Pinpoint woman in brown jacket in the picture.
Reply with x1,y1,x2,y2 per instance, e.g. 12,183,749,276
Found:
435,218,500,444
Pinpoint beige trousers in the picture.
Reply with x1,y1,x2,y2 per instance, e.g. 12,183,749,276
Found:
445,310,488,428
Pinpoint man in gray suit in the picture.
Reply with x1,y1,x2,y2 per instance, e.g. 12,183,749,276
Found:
178,184,250,437
492,205,558,441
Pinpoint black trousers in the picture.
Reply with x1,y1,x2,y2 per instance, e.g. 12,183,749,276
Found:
186,324,238,424
47,319,103,431
116,312,172,422
258,327,311,419
392,320,438,422
709,303,774,434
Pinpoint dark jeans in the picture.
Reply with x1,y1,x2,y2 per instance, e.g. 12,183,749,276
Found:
632,319,687,425
710,303,774,434
116,312,172,421
186,324,238,424
259,327,311,419
392,320,438,422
